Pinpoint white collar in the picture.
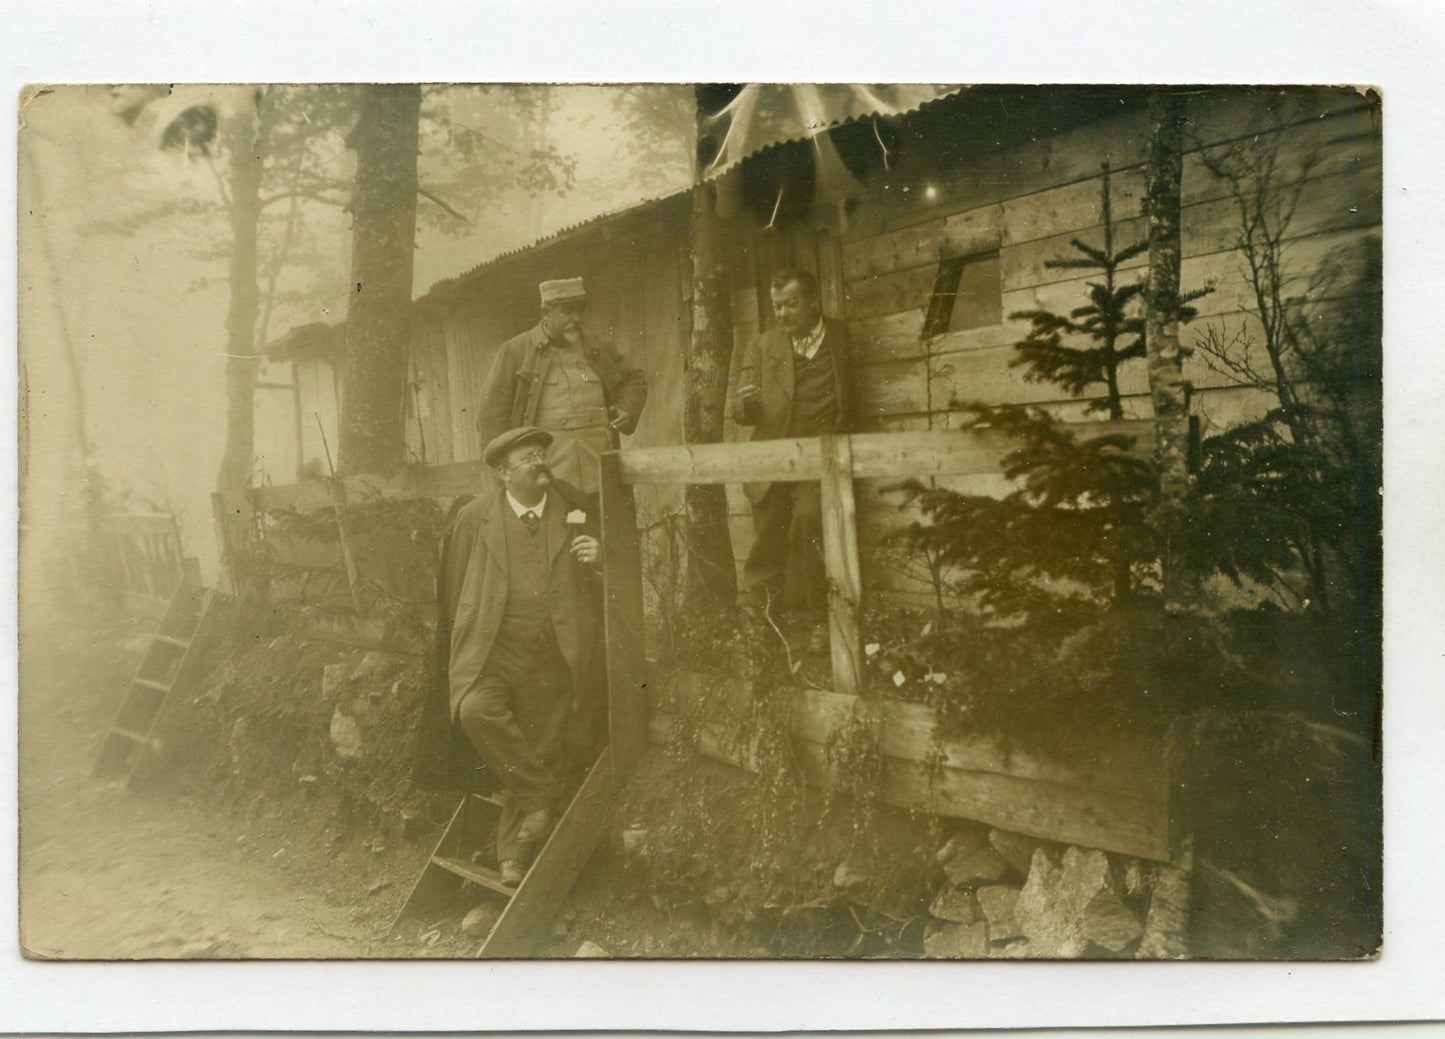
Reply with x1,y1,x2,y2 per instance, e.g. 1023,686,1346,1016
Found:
506,490,547,519
791,318,826,360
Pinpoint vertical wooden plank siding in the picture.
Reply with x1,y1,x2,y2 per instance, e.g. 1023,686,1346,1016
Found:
818,434,865,697
815,227,846,320
600,452,648,774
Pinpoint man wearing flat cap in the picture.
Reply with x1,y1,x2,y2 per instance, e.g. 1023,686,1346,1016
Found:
440,425,603,886
477,277,647,498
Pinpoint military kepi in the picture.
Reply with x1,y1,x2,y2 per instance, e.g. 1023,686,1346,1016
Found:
538,277,586,304
484,425,553,467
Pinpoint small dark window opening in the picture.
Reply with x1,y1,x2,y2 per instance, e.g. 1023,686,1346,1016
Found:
923,250,1002,337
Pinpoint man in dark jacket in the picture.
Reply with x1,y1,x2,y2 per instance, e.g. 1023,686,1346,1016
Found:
476,277,648,499
729,268,853,625
439,426,603,886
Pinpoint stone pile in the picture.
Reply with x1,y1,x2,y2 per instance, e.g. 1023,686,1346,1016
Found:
922,821,1190,959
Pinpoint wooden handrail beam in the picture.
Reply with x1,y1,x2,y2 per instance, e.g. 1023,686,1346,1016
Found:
617,421,1155,487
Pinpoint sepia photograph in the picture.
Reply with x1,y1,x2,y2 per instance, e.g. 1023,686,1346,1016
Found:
17,80,1383,967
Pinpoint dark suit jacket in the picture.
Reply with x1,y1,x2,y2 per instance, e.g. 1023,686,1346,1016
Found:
476,322,648,450
727,316,853,504
411,480,599,793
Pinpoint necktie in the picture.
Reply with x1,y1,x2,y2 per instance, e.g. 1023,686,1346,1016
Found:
522,510,540,535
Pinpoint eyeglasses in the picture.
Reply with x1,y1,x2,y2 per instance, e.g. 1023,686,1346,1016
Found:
506,450,547,468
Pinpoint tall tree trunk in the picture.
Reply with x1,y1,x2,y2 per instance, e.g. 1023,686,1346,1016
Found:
215,91,265,491
1143,92,1191,608
338,84,421,475
683,179,739,611
19,141,109,589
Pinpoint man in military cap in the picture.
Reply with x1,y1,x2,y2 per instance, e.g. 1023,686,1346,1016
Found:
442,425,602,886
477,277,648,498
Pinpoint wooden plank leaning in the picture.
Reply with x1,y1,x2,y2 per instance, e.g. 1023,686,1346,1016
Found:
600,451,648,775
477,747,615,958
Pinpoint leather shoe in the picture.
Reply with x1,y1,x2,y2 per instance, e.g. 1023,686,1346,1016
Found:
499,859,527,887
516,807,554,844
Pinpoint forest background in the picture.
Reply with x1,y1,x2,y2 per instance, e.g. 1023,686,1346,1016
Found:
19,83,694,579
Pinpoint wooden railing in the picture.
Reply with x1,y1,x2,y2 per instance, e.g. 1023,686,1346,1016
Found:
107,511,186,602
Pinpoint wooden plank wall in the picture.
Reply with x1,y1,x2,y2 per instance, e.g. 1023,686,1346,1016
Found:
405,195,692,479
295,354,341,477
718,89,1381,597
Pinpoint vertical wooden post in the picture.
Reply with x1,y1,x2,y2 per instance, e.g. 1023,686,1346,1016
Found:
600,451,648,774
818,434,864,696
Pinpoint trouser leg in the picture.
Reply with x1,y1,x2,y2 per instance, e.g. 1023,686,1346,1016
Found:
784,481,827,616
455,645,572,864
741,483,795,608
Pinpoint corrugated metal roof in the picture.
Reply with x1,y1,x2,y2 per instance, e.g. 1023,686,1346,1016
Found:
700,84,967,180
421,185,697,301
271,86,969,345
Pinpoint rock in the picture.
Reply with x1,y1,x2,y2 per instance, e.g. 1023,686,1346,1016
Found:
322,662,351,702
574,940,611,958
352,651,390,680
991,938,1033,959
177,937,224,958
923,921,988,958
833,862,867,890
934,821,990,864
976,884,1022,943
461,906,493,938
1137,842,1192,959
1123,859,1150,901
928,885,980,924
989,829,1045,875
621,824,649,858
942,844,1010,886
228,716,249,769
1015,846,1140,957
1083,884,1144,952
367,879,392,895
329,708,363,759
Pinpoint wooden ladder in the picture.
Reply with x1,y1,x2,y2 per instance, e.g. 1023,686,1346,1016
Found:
92,558,217,783
390,746,615,956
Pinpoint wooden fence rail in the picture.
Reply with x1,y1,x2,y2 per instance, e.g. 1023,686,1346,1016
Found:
107,511,186,602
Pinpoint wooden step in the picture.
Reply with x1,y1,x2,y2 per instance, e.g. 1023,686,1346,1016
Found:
429,855,517,898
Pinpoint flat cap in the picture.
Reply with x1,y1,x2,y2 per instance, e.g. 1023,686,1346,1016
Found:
539,277,586,305
483,425,553,468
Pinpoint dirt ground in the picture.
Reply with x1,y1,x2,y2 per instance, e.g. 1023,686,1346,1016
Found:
18,591,477,959
16,588,732,960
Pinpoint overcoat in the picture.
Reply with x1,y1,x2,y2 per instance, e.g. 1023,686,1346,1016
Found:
411,480,599,793
727,316,854,505
476,323,648,450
